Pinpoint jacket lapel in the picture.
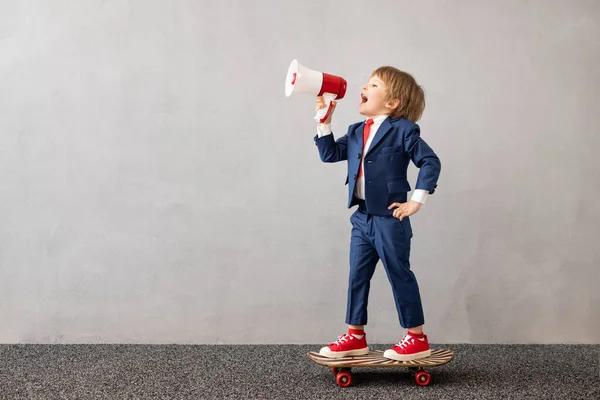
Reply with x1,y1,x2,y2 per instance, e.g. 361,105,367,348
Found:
365,117,393,155
354,121,365,148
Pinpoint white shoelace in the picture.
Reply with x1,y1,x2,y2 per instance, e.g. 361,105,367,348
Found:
396,334,415,349
333,334,352,345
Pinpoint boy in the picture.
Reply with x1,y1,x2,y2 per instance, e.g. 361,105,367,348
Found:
314,66,441,361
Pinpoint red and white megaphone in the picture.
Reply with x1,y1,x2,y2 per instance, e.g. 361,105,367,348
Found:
285,59,347,123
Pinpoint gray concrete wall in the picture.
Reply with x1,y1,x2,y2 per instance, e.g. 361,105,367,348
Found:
1,0,599,344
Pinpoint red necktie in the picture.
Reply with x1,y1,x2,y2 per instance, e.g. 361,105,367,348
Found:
357,118,374,179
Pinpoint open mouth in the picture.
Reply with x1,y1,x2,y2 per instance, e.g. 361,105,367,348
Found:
361,94,368,104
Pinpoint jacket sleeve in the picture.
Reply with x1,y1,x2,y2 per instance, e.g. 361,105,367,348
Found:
313,128,350,163
404,125,441,194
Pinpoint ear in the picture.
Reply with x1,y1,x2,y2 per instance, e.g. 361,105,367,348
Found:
386,98,400,111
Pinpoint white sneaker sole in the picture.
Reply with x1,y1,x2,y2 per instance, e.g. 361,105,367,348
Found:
383,349,431,361
319,346,369,359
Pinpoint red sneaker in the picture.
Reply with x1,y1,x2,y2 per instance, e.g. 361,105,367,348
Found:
383,333,431,361
319,330,369,358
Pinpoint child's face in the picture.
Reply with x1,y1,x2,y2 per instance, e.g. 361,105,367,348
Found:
358,74,399,117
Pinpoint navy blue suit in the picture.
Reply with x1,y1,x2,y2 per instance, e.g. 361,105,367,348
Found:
314,116,441,328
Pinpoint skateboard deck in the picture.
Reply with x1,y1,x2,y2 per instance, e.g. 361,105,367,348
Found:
307,349,454,387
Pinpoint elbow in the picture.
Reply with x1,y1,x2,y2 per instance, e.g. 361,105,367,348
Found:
434,157,441,174
427,153,441,174
319,151,338,163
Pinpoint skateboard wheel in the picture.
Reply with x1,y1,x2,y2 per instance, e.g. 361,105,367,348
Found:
332,367,338,375
336,371,352,388
415,371,431,386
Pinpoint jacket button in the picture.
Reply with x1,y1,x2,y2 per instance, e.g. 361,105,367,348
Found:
367,160,372,163
357,153,361,159
353,174,357,180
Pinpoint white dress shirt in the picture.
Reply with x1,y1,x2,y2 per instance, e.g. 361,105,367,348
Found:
317,116,430,204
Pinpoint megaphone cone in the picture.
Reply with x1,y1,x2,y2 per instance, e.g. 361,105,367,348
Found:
284,59,347,123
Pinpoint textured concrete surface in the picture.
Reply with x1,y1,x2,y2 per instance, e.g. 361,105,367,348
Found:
1,0,599,345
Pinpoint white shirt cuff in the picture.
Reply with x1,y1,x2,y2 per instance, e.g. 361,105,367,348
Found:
316,123,332,137
411,189,429,204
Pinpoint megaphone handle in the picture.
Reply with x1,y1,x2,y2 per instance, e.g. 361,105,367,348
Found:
315,93,337,123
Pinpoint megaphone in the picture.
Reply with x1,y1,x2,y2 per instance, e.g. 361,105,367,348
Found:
285,59,347,123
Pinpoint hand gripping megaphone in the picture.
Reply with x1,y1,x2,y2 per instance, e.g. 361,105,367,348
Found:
285,59,347,123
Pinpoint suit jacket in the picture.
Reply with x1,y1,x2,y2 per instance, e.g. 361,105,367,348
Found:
314,116,441,216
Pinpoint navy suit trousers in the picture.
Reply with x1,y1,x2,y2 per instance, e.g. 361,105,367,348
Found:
346,202,425,329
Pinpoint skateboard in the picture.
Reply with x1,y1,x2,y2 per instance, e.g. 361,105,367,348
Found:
307,349,454,387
